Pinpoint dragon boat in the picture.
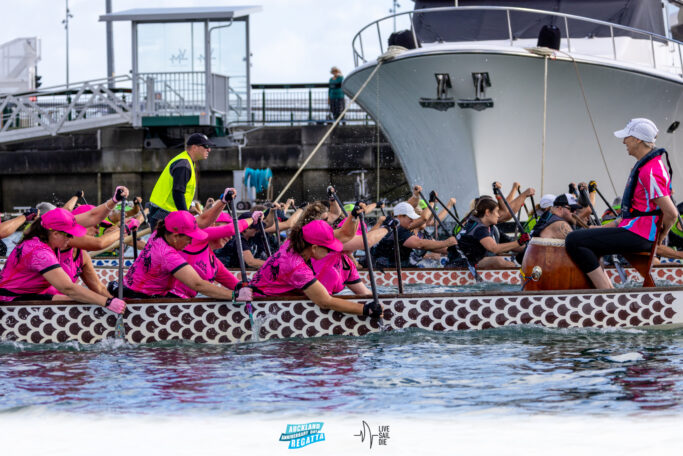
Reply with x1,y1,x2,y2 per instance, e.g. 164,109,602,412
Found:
61,263,683,288
1,287,682,344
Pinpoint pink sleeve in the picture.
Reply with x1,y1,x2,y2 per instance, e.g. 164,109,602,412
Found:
288,263,317,290
644,160,672,200
32,247,60,274
203,219,250,241
215,260,240,290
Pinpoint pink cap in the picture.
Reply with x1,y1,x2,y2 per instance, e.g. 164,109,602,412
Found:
41,208,87,237
216,212,233,224
164,211,208,241
72,204,95,216
302,220,343,252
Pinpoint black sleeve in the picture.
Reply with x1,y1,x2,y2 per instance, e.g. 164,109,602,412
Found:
170,159,191,211
472,225,493,242
498,231,512,243
397,226,413,246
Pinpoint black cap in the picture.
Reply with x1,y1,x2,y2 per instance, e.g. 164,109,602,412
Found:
186,133,216,147
553,193,582,211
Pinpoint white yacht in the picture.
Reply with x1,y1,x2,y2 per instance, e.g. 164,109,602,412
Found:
344,0,683,213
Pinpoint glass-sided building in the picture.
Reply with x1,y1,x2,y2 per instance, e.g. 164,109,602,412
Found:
100,6,261,127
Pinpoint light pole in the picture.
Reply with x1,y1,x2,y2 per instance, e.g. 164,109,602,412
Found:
62,0,74,89
389,0,401,32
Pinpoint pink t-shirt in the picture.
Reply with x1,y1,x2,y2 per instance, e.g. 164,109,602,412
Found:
311,252,361,294
619,155,672,241
0,238,61,301
123,233,188,297
170,240,239,299
42,248,85,296
248,240,317,296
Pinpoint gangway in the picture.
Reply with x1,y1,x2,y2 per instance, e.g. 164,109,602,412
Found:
0,6,259,144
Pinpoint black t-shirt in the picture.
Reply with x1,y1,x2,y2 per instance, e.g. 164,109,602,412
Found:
215,234,258,268
372,225,414,267
456,218,493,265
668,231,683,250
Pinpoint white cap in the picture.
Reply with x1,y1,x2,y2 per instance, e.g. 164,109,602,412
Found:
614,118,658,143
36,202,57,213
393,201,420,219
538,194,556,209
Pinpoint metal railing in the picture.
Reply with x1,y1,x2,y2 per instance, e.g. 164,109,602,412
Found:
0,75,134,142
249,83,373,125
0,76,375,142
352,6,683,77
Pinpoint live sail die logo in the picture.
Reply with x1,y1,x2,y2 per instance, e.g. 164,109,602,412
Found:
354,420,390,448
279,422,326,449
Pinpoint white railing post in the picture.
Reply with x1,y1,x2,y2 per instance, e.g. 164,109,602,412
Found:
564,16,571,52
506,9,513,45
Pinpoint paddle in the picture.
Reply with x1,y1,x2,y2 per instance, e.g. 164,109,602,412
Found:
328,186,348,217
390,218,404,294
271,205,281,250
225,190,254,326
589,181,618,218
579,186,601,226
432,193,464,229
256,218,273,258
115,190,126,340
135,199,150,228
358,211,383,324
132,227,138,259
492,183,526,235
418,191,450,240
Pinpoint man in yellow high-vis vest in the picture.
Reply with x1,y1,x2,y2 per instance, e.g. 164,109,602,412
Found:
148,133,215,230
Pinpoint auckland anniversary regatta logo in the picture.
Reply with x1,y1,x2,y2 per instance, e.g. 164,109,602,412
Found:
279,422,326,449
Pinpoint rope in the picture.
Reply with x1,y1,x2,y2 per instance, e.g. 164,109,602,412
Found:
376,63,381,202
274,61,384,203
542,55,548,195
557,49,618,196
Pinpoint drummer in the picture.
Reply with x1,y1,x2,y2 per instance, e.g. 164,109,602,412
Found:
113,210,248,301
530,194,581,239
248,220,383,318
449,196,527,268
0,208,126,313
565,118,678,288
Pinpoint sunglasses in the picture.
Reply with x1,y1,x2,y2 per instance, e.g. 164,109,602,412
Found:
52,230,73,238
200,144,211,150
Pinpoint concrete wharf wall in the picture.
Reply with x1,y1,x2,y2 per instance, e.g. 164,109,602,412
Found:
0,125,409,211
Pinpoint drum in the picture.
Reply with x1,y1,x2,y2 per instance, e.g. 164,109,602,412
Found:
521,237,592,291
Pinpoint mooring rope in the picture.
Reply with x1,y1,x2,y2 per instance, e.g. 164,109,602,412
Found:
542,54,548,195
274,61,385,203
557,49,618,196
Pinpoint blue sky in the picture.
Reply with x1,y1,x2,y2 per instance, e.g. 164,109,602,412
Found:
0,0,410,88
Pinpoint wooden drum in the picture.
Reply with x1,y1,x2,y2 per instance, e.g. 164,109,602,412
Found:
520,237,592,291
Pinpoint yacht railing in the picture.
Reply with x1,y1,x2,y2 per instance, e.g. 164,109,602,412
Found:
352,6,683,77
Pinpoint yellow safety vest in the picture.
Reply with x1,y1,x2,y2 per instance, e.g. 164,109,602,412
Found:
149,151,196,212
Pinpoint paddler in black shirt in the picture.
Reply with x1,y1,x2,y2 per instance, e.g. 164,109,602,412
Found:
372,202,457,267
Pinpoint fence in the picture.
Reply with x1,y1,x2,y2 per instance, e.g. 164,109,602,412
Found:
249,83,374,125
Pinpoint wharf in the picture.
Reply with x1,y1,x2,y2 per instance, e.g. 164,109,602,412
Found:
0,124,408,210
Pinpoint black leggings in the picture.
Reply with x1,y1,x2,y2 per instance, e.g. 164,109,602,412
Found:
565,228,652,273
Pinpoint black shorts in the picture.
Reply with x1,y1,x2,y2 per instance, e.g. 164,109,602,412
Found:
565,227,652,273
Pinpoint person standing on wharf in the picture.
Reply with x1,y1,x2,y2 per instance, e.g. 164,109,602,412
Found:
148,133,215,230
565,118,678,288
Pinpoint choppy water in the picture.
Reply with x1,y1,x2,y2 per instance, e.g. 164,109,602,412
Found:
2,320,683,416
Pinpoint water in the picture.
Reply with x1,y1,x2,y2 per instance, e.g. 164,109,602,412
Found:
3,283,683,453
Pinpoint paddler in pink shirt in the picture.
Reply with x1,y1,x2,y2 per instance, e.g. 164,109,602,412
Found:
248,219,382,318
169,208,263,299
0,208,126,314
115,210,249,301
